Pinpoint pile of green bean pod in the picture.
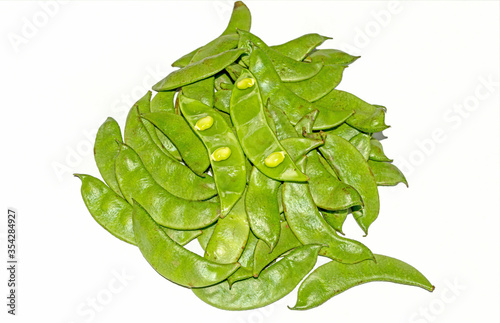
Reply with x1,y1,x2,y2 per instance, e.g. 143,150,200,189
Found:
76,1,433,311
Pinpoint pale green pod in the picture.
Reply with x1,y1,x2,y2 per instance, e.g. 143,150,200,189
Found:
350,133,372,160
271,33,331,61
369,138,393,162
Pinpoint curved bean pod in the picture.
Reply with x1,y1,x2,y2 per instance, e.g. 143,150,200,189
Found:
153,48,247,91
283,157,373,263
124,95,216,201
350,133,372,160
253,221,302,277
315,90,389,133
306,150,363,211
281,137,324,161
238,30,323,82
204,191,249,264
309,49,360,66
368,160,408,187
192,244,321,310
132,201,240,288
76,174,202,246
214,89,231,113
267,103,299,140
150,91,182,161
369,138,393,162
319,134,379,234
321,209,349,235
325,123,361,141
143,111,210,175
182,77,215,108
197,223,216,251
94,117,123,197
230,69,307,182
294,110,318,136
179,94,246,216
291,254,434,310
115,144,220,230
285,64,346,102
75,174,135,245
171,1,251,68
271,33,331,61
249,47,354,130
227,232,258,286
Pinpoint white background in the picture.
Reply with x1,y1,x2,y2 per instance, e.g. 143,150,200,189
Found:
1,1,499,323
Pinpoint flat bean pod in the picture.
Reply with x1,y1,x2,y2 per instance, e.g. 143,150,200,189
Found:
143,111,211,175
124,94,216,200
252,221,302,277
306,150,363,211
214,89,231,113
154,48,247,91
171,1,251,68
368,160,408,187
309,49,360,66
238,30,323,82
285,64,346,102
283,157,373,263
227,231,258,286
182,77,215,108
132,201,240,288
369,138,393,162
315,90,389,133
192,244,321,310
350,132,372,160
325,122,361,141
321,209,349,235
204,191,249,264
94,117,123,197
319,134,379,234
230,69,307,182
267,103,299,140
291,254,434,310
249,47,354,130
179,94,246,216
271,33,331,61
115,144,220,230
150,91,183,160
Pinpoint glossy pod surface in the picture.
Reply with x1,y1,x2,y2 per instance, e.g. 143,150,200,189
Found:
192,244,321,310
230,69,308,182
292,254,434,310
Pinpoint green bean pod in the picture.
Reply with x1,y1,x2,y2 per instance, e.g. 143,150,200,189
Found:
230,69,308,182
171,1,251,68
315,90,389,133
150,91,182,161
115,144,220,230
227,231,258,286
192,244,321,310
124,94,216,201
306,150,363,211
291,255,434,310
142,111,210,175
214,89,231,113
319,134,380,234
94,117,123,197
238,30,323,82
283,157,373,263
369,138,393,162
132,201,240,288
204,191,249,264
350,133,372,160
321,209,349,235
252,221,302,277
179,94,246,216
368,160,408,187
271,33,331,61
154,49,247,91
309,49,360,66
325,122,361,141
285,64,346,102
197,224,216,251
249,47,354,130
75,174,135,245
267,103,299,140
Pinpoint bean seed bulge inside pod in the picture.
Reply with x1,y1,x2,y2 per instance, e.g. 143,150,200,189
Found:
76,0,433,312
